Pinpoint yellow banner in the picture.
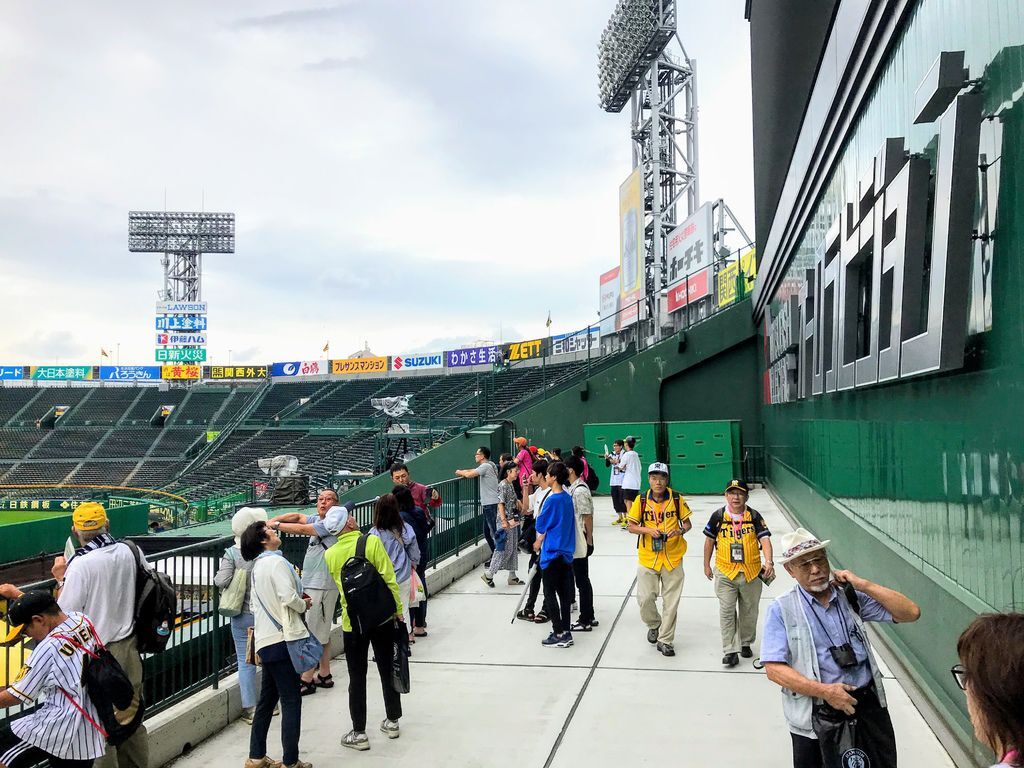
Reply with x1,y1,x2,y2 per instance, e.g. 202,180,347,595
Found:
162,364,201,380
619,168,644,305
331,357,389,375
716,249,757,309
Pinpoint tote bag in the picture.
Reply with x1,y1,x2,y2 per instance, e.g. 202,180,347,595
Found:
218,566,248,618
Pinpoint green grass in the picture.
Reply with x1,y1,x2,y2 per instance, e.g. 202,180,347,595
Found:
0,510,72,526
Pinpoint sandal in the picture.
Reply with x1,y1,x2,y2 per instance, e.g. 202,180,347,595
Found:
413,628,428,637
533,612,549,624
299,680,318,696
314,673,334,689
507,577,525,586
516,608,535,622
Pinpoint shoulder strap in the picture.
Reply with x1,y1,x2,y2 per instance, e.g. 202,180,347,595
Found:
842,583,862,617
252,562,285,631
59,689,108,739
356,534,368,559
122,539,144,569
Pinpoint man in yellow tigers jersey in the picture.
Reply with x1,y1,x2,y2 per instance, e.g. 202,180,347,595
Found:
626,462,692,657
702,479,774,667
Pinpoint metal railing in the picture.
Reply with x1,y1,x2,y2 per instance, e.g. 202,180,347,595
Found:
0,476,483,726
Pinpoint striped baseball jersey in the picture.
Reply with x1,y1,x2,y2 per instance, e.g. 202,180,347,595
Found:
8,611,107,760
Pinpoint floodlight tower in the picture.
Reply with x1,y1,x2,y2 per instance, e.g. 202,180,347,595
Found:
598,0,698,316
128,211,235,301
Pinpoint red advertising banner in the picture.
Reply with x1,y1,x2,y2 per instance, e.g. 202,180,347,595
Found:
666,267,711,312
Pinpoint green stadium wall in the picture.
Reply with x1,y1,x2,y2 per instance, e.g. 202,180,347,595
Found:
0,503,150,564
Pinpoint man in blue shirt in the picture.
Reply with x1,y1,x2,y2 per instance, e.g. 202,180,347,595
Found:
761,528,921,768
533,461,577,648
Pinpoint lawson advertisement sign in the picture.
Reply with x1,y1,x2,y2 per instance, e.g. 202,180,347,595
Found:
99,366,162,381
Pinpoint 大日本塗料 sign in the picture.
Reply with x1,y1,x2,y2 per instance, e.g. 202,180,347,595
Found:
30,366,94,381
155,348,207,363
331,357,389,375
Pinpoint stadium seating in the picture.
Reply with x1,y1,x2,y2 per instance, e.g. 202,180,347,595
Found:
92,428,161,458
0,389,40,426
123,388,186,424
11,387,93,426
32,428,108,459
170,389,231,425
66,461,136,486
62,387,143,426
149,429,205,458
0,430,48,460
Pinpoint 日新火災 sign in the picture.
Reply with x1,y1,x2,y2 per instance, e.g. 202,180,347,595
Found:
155,348,207,363
156,333,207,346
156,316,207,331
155,301,207,314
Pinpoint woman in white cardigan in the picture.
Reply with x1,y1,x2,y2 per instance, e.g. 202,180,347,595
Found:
240,520,313,768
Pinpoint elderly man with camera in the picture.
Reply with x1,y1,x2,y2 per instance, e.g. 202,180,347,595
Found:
761,528,921,768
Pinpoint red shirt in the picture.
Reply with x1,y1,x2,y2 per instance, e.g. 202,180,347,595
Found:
409,481,442,512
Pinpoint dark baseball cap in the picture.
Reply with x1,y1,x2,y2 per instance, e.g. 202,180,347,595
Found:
3,590,57,643
725,479,750,495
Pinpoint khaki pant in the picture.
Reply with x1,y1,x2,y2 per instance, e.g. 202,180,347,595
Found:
94,635,150,768
635,563,685,645
713,569,763,654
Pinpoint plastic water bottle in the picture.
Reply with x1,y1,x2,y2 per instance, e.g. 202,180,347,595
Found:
156,620,170,638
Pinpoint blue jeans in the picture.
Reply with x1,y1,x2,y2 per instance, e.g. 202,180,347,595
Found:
482,504,498,552
230,612,258,709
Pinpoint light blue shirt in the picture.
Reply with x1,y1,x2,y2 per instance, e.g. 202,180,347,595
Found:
301,513,340,590
761,585,893,688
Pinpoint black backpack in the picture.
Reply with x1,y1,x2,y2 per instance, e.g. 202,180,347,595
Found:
340,535,397,634
585,466,600,492
55,620,145,747
124,540,177,654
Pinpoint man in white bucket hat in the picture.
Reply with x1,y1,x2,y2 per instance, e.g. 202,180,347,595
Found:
760,527,921,768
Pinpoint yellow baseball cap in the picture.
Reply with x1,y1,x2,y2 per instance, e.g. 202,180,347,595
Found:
72,502,108,532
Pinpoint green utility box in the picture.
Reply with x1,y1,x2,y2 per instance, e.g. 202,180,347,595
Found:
665,420,741,494
582,422,660,494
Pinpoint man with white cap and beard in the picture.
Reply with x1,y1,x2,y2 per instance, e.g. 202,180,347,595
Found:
761,527,921,768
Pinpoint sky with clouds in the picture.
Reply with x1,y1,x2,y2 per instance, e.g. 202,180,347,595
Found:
0,0,753,366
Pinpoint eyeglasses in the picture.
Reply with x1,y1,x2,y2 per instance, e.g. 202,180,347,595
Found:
790,555,829,572
950,663,968,691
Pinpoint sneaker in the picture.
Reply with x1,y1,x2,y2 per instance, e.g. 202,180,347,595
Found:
590,619,600,627
542,631,574,648
341,731,370,751
740,645,753,658
647,627,659,644
244,758,283,768
480,574,495,588
507,576,525,586
723,652,740,667
612,516,622,525
656,642,675,657
241,706,255,725
569,621,592,632
380,719,400,739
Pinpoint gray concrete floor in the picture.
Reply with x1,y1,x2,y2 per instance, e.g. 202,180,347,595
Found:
169,491,954,767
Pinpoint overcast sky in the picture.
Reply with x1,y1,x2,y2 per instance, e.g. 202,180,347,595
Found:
0,0,753,366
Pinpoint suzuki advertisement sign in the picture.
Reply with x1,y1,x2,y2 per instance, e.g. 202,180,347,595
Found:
392,354,442,371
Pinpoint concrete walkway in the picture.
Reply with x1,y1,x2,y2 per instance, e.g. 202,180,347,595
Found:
169,492,954,768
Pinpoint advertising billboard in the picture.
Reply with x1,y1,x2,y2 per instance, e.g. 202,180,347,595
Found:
156,333,208,346
599,267,621,336
156,316,207,331
551,328,598,355
619,168,644,328
331,357,389,375
271,360,327,377
155,301,207,314
30,366,95,381
391,354,442,371
666,267,712,313
0,367,25,381
99,366,162,381
155,348,207,363
161,365,201,380
503,339,546,362
203,366,269,380
667,202,714,285
716,249,757,309
446,346,498,368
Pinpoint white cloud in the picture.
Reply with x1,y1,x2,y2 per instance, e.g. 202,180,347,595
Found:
0,0,753,366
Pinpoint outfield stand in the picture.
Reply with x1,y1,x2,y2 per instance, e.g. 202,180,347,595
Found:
148,429,205,458
2,462,76,485
209,388,255,426
125,460,182,489
66,461,136,486
32,428,108,459
12,387,92,426
62,387,142,426
0,389,38,426
249,381,326,421
92,428,160,458
123,388,186,424
170,389,231,425
0,430,47,460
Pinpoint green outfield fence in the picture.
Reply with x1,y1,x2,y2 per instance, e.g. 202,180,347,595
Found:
0,475,481,727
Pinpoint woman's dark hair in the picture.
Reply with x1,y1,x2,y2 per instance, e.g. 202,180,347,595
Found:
499,461,517,480
531,458,549,477
571,445,585,457
565,455,585,477
957,613,1024,762
374,493,403,535
546,461,570,487
240,521,269,561
392,484,415,512
499,452,512,464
